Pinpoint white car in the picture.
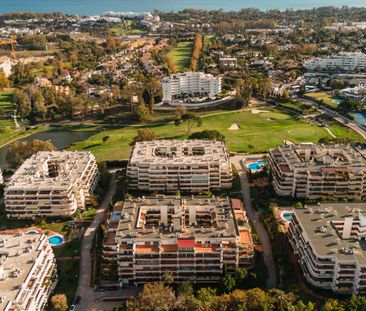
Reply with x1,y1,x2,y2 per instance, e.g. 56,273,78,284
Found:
69,305,76,311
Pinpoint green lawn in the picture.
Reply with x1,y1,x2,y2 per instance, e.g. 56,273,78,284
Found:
53,259,80,304
306,92,338,109
167,41,193,72
0,90,15,134
69,106,365,161
110,21,146,36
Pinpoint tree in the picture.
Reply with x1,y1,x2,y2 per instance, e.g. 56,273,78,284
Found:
14,89,31,118
51,294,68,311
223,273,236,293
162,272,174,285
294,202,303,209
6,139,56,169
189,130,225,141
166,54,176,73
102,135,110,143
145,77,162,113
321,299,345,311
126,282,176,311
134,103,150,122
176,112,202,134
196,287,217,311
130,128,158,146
0,71,10,89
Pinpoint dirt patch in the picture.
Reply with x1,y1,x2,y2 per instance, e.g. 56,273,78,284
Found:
251,109,270,114
228,123,240,130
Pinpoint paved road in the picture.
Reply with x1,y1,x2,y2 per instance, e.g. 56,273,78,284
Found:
231,156,278,289
300,98,366,140
76,173,116,311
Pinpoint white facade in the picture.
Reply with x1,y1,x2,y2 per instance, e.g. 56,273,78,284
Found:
289,203,366,294
304,52,366,72
5,151,99,219
162,72,221,102
127,140,232,192
0,231,57,310
0,57,12,77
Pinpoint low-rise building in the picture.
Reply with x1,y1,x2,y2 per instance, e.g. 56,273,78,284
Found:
0,231,57,310
5,151,99,219
161,72,221,102
288,203,366,294
268,144,366,200
219,57,238,68
0,56,12,77
304,52,366,72
103,196,254,286
127,140,232,193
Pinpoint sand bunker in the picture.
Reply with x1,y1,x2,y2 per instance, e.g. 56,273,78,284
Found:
228,123,240,130
251,109,270,114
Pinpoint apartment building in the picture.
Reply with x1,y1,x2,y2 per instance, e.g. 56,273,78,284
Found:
127,140,232,193
5,151,99,219
0,230,57,310
304,52,366,72
161,72,221,102
102,196,254,286
288,203,366,294
268,144,366,200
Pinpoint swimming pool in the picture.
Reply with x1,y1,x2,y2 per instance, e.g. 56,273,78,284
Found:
247,161,266,172
282,212,294,222
48,235,64,246
26,230,38,235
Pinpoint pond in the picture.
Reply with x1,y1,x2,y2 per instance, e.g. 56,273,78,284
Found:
0,130,98,168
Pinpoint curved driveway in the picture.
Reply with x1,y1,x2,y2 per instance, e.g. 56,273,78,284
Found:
231,156,278,288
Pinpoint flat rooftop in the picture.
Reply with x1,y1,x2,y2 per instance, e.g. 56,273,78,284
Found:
129,140,230,165
293,203,366,265
116,196,250,243
0,232,45,310
6,151,95,191
270,144,366,173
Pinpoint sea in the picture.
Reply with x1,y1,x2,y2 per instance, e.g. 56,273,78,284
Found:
0,0,365,15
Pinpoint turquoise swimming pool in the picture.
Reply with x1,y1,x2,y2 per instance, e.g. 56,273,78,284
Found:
247,161,266,171
26,230,38,235
282,212,293,222
48,235,64,246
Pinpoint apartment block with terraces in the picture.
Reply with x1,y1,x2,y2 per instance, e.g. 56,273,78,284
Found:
289,203,366,294
102,196,254,286
5,151,99,219
0,230,57,311
127,140,233,193
268,144,366,200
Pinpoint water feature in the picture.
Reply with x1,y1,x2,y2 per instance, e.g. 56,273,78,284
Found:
48,235,64,246
351,113,366,126
247,161,266,172
0,130,97,168
26,230,38,235
332,98,342,106
282,212,294,222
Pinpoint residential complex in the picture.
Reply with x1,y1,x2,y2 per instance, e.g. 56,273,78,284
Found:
5,151,99,219
102,196,254,286
288,203,366,294
161,72,221,102
0,230,57,310
127,140,232,193
268,144,366,200
304,52,366,72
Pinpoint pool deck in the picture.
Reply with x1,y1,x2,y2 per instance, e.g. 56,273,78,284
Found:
273,207,294,232
0,226,64,243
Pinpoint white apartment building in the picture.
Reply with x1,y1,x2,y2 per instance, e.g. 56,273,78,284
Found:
5,151,99,219
161,72,221,102
0,56,12,77
268,144,366,200
0,230,57,310
289,203,366,294
304,52,366,72
127,140,232,193
102,196,254,286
